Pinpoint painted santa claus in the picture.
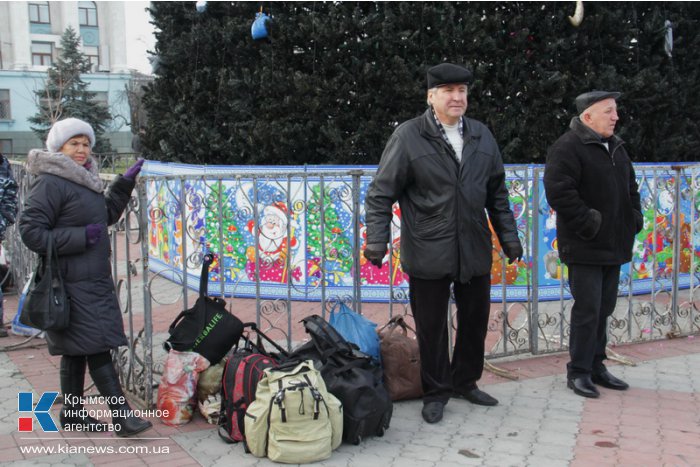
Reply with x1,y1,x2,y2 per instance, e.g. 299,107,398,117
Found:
247,201,298,264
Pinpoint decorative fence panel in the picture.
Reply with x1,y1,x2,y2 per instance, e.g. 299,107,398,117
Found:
7,160,699,408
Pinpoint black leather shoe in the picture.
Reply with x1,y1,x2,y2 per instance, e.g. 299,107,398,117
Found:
455,387,499,406
113,408,153,437
592,370,629,390
567,376,600,398
421,401,444,424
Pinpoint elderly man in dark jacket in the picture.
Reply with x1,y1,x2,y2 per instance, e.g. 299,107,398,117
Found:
364,63,522,423
544,91,643,398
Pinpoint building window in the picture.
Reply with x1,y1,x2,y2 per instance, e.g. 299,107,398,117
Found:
29,1,50,24
79,1,98,27
0,140,13,156
84,46,99,72
0,90,10,120
31,42,53,66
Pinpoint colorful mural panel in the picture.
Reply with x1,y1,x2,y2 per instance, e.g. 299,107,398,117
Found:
144,162,698,302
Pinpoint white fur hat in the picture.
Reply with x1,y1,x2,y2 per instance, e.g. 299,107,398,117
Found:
46,118,95,152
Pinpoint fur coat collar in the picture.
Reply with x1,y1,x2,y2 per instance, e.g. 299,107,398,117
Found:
27,149,103,193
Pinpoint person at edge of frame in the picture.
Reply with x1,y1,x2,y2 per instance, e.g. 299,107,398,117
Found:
0,152,18,337
543,90,643,398
363,62,523,424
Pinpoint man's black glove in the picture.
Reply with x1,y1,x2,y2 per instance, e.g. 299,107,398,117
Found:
502,241,523,265
363,243,387,268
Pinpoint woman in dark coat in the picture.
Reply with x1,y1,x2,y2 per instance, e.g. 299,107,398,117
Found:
19,117,150,437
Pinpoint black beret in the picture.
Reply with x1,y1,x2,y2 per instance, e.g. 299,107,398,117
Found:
427,63,473,89
575,90,621,113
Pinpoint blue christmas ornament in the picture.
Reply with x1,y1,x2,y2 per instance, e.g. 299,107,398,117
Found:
251,10,270,40
195,1,207,13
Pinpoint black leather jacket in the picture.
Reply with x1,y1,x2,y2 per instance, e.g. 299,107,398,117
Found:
365,109,519,282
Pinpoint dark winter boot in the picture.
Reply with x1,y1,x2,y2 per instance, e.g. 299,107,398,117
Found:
89,360,152,437
59,356,108,432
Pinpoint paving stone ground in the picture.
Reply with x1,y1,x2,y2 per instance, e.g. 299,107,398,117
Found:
1,293,699,466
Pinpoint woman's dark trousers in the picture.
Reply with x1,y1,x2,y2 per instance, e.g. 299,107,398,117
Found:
59,355,105,431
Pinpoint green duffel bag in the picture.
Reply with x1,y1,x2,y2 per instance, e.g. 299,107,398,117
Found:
244,359,343,464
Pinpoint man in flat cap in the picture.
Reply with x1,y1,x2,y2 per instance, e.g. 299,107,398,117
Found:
364,62,522,423
544,91,643,398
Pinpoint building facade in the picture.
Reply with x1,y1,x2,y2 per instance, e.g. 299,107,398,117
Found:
0,1,140,155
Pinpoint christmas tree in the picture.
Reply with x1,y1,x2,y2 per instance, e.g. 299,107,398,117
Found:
29,27,113,152
144,2,700,164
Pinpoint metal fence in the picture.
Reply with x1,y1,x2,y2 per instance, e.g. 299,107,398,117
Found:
6,162,699,408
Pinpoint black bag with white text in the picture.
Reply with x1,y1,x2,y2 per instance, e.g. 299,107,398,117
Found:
164,254,244,364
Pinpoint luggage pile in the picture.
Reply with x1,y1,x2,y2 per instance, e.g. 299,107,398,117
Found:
216,314,393,463
157,267,407,463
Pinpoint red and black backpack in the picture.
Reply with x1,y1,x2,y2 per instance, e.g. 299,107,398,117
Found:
218,323,288,446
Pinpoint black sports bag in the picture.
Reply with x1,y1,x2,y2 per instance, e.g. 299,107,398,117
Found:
164,254,244,364
288,314,393,445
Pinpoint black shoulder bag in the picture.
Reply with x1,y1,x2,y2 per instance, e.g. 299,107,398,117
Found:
20,232,70,331
164,254,244,364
